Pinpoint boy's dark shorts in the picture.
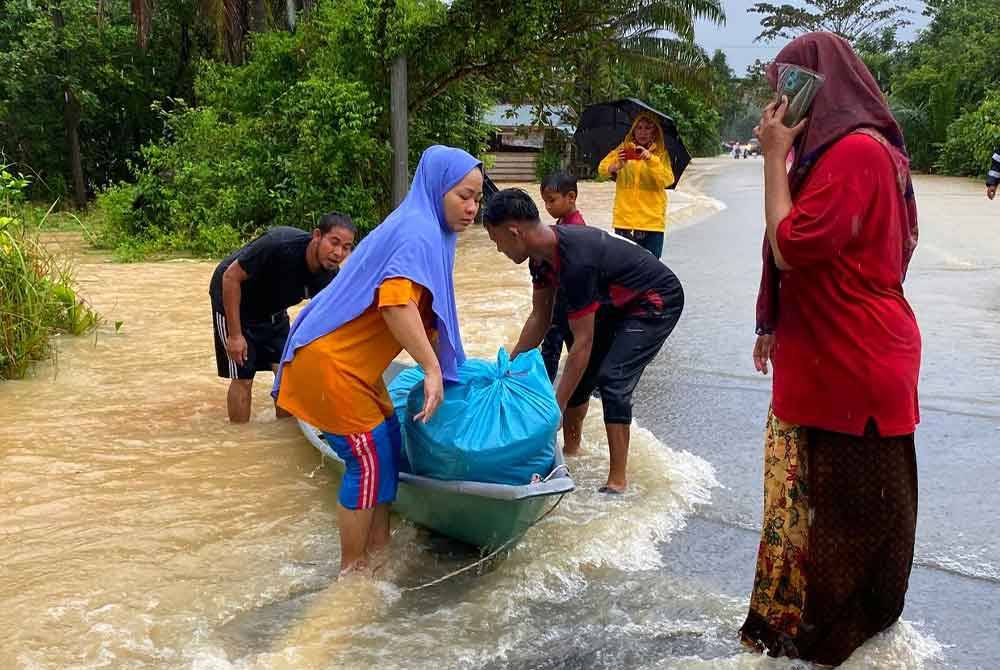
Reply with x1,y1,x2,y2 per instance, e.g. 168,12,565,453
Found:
567,307,681,424
212,303,290,380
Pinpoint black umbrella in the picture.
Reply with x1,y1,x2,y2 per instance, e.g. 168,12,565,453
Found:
475,171,500,224
574,98,691,189
483,172,499,201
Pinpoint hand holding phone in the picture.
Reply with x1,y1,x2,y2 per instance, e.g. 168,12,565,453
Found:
775,64,824,127
757,96,808,160
621,146,643,161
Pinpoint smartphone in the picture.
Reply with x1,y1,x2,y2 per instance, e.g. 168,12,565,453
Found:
621,146,643,160
775,64,824,127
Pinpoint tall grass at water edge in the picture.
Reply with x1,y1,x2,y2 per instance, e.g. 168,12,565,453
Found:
0,168,100,380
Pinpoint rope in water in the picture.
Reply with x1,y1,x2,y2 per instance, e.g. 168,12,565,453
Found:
303,425,570,592
400,492,567,593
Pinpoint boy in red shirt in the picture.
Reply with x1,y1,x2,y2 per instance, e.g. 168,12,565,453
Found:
539,171,586,381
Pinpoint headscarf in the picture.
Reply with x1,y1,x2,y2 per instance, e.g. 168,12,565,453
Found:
272,145,480,396
755,32,919,335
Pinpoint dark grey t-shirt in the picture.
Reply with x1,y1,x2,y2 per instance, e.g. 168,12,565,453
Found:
529,225,682,321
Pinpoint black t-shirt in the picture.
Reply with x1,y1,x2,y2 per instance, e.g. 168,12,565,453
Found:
209,226,335,322
529,225,682,321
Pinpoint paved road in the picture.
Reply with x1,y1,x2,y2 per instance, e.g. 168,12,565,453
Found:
633,158,1000,670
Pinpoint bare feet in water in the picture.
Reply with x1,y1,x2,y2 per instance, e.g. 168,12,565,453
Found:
366,547,390,578
337,560,369,579
598,481,627,494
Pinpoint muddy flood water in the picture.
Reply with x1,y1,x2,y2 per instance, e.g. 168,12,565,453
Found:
2,162,988,669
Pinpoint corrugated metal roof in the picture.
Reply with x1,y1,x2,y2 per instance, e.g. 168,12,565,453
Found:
483,104,575,132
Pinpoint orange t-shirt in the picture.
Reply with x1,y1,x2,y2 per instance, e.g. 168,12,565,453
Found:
277,278,435,435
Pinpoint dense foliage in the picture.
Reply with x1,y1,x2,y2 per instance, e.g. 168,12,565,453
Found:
13,0,996,261
89,0,728,257
0,169,100,379
0,0,213,205
96,0,493,258
887,0,1000,176
743,0,999,179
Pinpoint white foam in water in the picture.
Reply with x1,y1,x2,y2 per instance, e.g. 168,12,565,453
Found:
429,403,720,617
643,620,944,670
558,413,720,573
175,404,722,670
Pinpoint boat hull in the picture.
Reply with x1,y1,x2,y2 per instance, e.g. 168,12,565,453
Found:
297,418,573,551
394,482,555,550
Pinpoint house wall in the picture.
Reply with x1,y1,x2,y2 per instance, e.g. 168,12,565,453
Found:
484,152,538,182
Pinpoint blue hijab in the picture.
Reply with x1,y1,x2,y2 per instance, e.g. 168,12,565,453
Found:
273,145,480,397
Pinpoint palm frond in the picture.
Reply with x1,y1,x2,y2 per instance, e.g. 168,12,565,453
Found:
616,0,726,39
614,35,713,90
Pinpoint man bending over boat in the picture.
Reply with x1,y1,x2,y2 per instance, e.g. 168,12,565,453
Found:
210,214,356,423
273,146,483,575
483,189,683,494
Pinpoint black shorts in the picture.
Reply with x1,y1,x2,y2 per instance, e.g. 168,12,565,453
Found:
567,306,682,424
212,304,290,380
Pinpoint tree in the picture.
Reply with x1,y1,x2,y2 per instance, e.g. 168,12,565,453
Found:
405,0,725,117
647,82,723,156
748,0,912,45
718,59,773,142
0,0,214,205
888,0,1000,171
130,0,312,64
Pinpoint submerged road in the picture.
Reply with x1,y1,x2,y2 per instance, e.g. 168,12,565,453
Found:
632,157,1000,670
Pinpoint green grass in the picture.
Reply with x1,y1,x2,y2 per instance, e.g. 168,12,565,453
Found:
0,217,101,380
21,199,105,239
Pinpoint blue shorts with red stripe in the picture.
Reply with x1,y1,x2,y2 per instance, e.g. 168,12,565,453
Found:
322,416,402,510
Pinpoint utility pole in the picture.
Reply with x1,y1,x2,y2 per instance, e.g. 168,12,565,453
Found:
390,55,408,207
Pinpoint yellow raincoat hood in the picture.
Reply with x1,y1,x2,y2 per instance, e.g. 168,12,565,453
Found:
598,113,675,233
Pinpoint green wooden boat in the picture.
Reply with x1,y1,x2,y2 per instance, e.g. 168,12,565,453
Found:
297,366,575,551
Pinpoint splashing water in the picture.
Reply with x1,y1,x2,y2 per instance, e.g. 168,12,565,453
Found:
1,179,945,670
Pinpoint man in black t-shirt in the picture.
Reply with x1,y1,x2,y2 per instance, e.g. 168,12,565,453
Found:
483,189,683,494
209,213,356,423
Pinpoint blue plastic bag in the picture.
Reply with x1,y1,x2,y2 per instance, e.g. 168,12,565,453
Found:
388,366,426,425
386,348,559,485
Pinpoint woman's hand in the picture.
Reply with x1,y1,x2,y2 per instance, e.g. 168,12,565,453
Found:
756,97,807,159
610,151,626,177
988,184,997,201
753,334,775,375
414,367,443,423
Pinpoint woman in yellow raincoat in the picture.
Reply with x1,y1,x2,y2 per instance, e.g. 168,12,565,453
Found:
598,113,674,259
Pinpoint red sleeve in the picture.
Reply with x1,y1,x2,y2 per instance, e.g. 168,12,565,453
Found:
775,135,877,268
568,302,600,320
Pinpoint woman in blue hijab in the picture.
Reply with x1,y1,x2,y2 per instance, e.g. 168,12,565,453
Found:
274,145,483,575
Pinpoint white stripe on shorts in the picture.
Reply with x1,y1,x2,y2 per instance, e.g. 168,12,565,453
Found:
215,311,237,379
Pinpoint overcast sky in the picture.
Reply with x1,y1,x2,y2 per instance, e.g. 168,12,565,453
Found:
694,0,930,74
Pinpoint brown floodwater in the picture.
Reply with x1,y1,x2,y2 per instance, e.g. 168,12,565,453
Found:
1,171,944,669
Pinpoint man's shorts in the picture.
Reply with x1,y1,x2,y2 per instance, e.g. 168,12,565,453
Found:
322,416,402,510
567,309,681,424
212,304,289,380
